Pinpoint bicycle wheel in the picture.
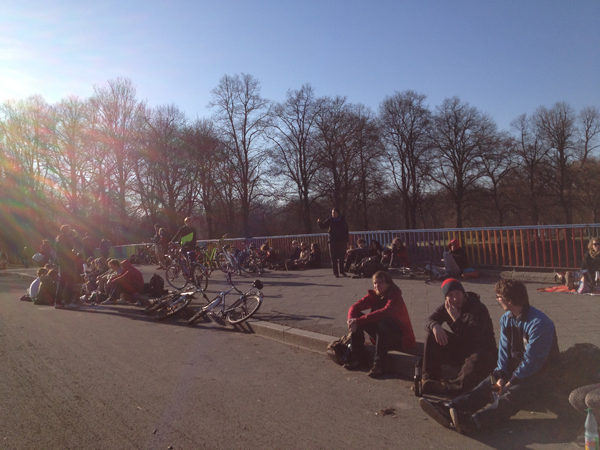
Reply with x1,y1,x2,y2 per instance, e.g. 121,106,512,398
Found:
192,264,209,292
217,252,235,274
166,263,188,289
226,293,262,324
155,294,192,320
144,293,178,314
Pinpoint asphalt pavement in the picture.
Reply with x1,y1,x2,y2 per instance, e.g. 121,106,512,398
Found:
6,263,600,361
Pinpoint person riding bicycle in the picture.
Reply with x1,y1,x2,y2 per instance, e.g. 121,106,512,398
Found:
171,217,197,253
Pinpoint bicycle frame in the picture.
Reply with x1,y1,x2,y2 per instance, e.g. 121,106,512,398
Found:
202,274,260,317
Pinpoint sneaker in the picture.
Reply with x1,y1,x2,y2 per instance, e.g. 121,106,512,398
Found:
343,356,369,371
341,272,347,277
422,379,449,395
334,274,340,278
450,408,477,434
101,299,116,305
367,364,385,378
116,299,128,305
65,303,80,309
54,302,65,309
419,398,452,428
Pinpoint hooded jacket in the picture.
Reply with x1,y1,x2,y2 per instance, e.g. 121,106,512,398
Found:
109,259,144,293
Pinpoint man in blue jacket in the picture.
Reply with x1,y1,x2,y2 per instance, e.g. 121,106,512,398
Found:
420,279,559,434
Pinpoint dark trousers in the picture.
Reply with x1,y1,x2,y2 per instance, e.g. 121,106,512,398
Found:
329,241,347,276
423,330,495,394
448,374,544,430
350,316,404,365
56,267,77,305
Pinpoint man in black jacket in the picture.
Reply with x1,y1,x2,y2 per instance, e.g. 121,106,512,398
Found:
317,208,349,278
421,278,496,396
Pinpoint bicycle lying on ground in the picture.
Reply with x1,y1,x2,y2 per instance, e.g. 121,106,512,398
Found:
188,273,263,325
144,287,199,320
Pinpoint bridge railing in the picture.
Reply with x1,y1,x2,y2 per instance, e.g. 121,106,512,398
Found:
109,224,600,271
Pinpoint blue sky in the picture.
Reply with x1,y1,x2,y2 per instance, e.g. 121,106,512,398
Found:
1,0,598,131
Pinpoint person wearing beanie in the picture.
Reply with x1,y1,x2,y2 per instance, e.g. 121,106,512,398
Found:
420,279,559,435
420,278,496,396
427,238,469,279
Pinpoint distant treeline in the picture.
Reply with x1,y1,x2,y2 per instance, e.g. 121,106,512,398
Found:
0,75,598,255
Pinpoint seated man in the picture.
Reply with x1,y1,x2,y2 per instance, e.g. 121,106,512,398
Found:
421,278,496,396
382,237,410,268
344,238,369,274
420,279,559,435
428,239,469,279
103,259,144,305
345,271,416,378
285,242,310,270
34,269,59,306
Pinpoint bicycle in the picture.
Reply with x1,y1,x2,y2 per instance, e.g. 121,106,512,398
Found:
237,239,264,275
214,235,242,275
196,242,219,276
145,287,198,320
165,244,209,292
188,274,263,325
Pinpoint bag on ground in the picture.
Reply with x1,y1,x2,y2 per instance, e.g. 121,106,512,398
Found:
326,333,353,366
148,273,166,298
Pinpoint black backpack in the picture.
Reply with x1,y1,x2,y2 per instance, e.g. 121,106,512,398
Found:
326,333,353,366
148,273,166,298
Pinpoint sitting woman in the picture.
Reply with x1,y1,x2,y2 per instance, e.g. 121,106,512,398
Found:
34,269,59,305
285,242,310,270
382,237,410,268
305,243,322,269
345,271,416,378
569,238,600,292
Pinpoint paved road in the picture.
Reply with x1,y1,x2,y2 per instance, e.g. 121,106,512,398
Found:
0,276,581,449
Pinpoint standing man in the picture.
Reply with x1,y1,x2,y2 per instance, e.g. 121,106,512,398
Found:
420,279,559,435
317,208,349,278
421,278,497,396
172,217,197,252
81,232,96,260
55,225,79,309
99,237,111,259
152,224,165,269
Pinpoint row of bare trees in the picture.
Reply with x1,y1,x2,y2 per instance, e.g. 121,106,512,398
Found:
0,75,599,255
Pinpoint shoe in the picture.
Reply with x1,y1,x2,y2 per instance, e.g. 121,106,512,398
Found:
367,364,385,378
343,355,369,371
101,299,116,305
419,398,452,428
450,408,477,434
116,299,128,305
54,303,65,309
422,379,449,395
65,303,80,309
341,273,347,277
79,295,88,302
334,274,340,278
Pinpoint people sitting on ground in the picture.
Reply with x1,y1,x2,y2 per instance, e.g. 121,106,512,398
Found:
82,258,109,299
345,271,416,378
344,238,369,274
96,259,123,299
0,250,8,270
421,278,497,396
350,240,384,278
285,242,310,270
382,237,410,268
260,243,278,269
427,238,469,279
274,240,301,270
20,267,48,302
420,279,559,435
34,269,59,306
102,259,144,305
38,239,53,266
565,238,600,292
306,243,322,269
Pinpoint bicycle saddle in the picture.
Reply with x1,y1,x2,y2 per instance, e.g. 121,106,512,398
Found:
253,280,263,290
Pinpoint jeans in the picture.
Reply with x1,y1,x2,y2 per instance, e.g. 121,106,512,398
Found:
448,374,544,430
350,316,404,365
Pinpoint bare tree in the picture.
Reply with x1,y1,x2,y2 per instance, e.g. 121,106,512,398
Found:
479,133,515,225
209,73,270,236
379,90,432,229
429,97,498,227
534,102,577,224
579,106,600,164
267,84,322,233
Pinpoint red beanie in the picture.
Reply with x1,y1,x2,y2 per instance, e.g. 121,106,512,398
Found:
441,278,465,298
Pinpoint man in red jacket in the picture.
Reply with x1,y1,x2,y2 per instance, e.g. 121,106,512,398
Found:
346,271,416,378
103,259,144,304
